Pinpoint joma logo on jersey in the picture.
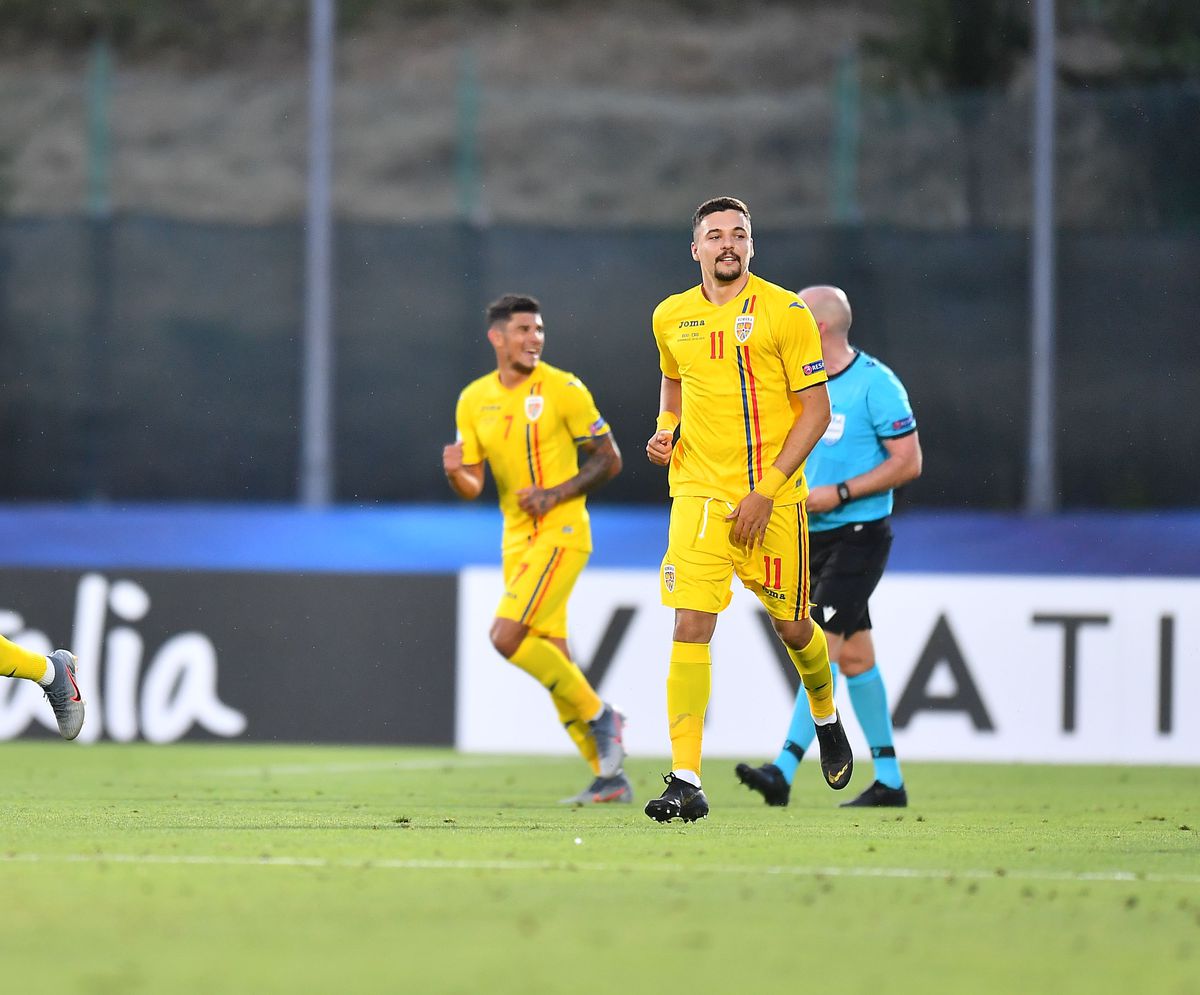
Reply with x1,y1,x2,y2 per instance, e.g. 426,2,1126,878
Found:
663,563,676,593
678,320,706,328
760,586,786,602
734,314,754,343
524,396,544,421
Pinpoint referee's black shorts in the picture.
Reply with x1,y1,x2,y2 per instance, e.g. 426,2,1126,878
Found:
809,518,893,637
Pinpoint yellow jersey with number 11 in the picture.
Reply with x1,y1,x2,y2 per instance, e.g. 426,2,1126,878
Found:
652,273,827,506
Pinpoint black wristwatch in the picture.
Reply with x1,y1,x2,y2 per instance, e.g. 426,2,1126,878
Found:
836,481,852,506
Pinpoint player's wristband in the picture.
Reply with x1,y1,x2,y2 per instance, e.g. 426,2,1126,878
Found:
836,481,852,505
655,411,680,434
755,466,789,500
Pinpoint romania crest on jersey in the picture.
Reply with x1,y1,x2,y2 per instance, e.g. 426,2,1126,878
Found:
734,314,754,344
524,396,544,421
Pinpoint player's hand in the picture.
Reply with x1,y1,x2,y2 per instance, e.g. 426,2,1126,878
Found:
442,441,465,475
805,484,841,514
646,430,674,466
516,486,560,517
725,491,773,547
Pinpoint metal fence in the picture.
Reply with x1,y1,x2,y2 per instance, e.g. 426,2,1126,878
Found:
2,215,1197,509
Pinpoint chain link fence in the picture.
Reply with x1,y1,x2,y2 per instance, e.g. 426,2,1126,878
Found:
2,213,1197,508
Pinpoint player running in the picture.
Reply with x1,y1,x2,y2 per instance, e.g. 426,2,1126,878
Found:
443,293,629,805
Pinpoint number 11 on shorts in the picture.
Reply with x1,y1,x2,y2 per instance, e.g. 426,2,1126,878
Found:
763,555,782,590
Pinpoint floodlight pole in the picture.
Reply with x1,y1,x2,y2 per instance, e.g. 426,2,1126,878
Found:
1027,0,1057,513
301,0,335,506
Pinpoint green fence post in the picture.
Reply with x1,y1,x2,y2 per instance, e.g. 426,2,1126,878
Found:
86,35,113,219
457,45,480,224
831,44,861,225
85,34,115,500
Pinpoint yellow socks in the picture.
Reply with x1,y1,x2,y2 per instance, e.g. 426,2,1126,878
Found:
553,693,601,774
508,636,603,725
0,635,49,682
787,624,836,721
666,640,712,777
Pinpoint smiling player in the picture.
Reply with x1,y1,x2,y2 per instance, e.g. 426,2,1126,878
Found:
443,294,629,805
642,197,853,823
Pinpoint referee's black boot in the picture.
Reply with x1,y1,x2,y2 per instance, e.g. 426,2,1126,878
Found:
814,711,854,790
644,773,709,823
734,762,791,807
840,780,907,808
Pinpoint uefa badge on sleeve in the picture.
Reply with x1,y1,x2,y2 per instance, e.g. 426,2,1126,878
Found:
663,563,676,592
524,396,545,421
734,314,754,343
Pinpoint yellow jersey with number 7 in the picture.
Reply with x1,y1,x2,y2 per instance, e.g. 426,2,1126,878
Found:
455,363,611,558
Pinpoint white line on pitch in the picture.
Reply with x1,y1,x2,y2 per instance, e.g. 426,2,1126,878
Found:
1,852,1196,885
207,757,558,777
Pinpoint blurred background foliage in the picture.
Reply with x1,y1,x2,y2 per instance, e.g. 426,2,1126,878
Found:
0,0,1196,83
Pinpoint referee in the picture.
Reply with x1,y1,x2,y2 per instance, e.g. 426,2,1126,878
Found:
736,285,923,808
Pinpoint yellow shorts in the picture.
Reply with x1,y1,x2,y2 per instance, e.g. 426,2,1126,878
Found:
660,494,812,621
496,540,589,639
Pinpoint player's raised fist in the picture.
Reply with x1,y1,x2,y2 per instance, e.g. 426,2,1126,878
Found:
442,441,465,474
646,430,674,466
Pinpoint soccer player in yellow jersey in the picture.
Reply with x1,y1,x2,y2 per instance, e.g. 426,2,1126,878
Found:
0,636,85,740
443,294,629,805
643,197,854,822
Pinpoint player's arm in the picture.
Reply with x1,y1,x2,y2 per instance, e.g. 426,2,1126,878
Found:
807,431,923,514
646,374,681,467
726,382,832,546
516,433,622,516
442,441,485,500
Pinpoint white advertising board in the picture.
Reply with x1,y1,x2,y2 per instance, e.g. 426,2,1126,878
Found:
457,569,1200,764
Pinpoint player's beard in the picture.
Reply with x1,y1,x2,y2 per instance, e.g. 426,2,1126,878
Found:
714,256,744,283
510,353,540,375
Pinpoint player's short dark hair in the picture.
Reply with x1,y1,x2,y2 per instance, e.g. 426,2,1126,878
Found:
486,294,542,326
692,197,751,232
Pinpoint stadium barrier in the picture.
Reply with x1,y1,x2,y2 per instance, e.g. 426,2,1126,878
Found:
1,506,1196,761
0,566,455,745
458,568,1199,765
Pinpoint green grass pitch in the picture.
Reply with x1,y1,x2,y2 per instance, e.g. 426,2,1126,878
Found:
2,742,1197,994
